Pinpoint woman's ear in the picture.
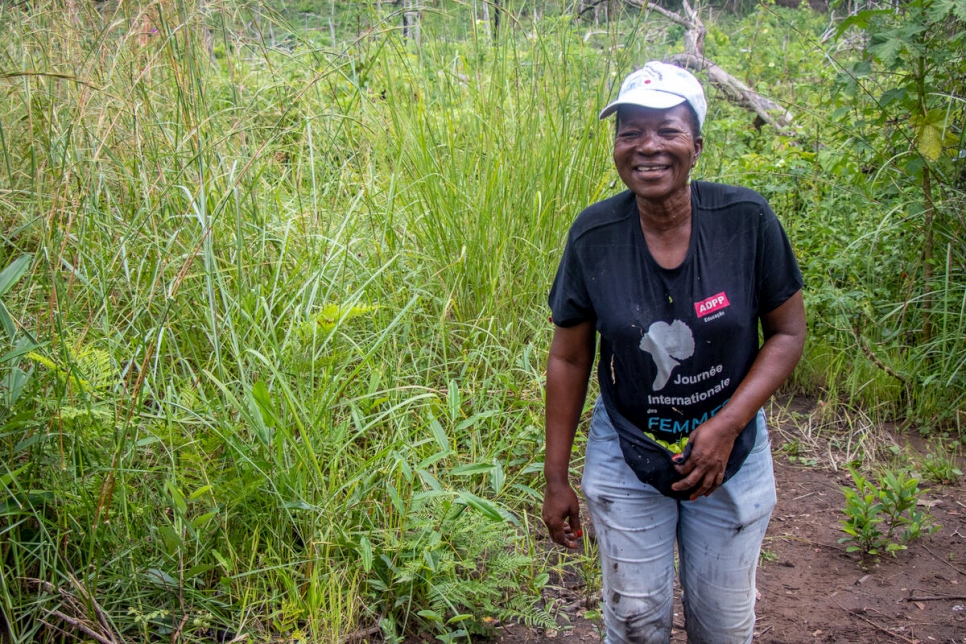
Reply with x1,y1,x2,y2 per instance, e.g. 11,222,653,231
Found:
692,137,704,165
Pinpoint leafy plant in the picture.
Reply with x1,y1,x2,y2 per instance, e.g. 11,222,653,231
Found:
919,445,964,484
839,467,939,560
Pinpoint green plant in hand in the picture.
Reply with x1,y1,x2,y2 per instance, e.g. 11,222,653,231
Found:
644,431,689,455
839,468,939,560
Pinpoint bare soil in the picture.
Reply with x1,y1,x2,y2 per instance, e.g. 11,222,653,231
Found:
494,397,966,644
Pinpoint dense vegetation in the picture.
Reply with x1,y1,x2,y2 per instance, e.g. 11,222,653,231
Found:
1,0,963,641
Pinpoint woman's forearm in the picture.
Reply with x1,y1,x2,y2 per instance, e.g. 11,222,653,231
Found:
544,323,596,486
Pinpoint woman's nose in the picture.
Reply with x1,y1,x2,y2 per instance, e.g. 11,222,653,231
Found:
636,131,661,153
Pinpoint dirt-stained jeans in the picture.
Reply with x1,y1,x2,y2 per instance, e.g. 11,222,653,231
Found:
581,400,776,644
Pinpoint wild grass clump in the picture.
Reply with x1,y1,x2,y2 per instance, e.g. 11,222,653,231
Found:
2,0,964,641
0,1,633,640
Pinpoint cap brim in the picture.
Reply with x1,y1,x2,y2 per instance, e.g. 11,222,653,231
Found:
598,89,687,120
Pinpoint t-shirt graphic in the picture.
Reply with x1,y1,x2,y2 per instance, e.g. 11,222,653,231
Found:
639,320,695,390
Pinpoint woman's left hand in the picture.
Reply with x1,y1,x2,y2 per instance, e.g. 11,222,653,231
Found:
670,417,740,499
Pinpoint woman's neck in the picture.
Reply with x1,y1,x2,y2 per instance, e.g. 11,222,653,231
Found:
636,187,692,236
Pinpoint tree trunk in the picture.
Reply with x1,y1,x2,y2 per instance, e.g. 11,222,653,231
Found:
396,0,420,41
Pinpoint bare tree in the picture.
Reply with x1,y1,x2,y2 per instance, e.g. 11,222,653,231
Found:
395,0,421,42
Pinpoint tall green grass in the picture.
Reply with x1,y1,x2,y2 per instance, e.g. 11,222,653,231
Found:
0,1,656,641
1,1,964,642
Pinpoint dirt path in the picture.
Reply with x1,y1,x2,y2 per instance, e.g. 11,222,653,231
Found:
494,398,966,643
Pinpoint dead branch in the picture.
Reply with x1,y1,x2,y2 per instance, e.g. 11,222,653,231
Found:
849,325,908,384
832,598,919,644
620,0,794,131
669,54,794,130
577,0,609,17
42,611,119,644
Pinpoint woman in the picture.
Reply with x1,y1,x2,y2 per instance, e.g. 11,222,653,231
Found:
542,61,806,643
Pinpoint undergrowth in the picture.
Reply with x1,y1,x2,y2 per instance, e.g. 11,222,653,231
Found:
1,0,963,641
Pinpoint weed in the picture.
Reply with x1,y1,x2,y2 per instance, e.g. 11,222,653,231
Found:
919,444,963,485
759,548,778,566
782,439,819,466
839,468,940,560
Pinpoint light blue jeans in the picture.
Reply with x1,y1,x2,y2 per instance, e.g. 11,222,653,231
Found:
581,401,776,644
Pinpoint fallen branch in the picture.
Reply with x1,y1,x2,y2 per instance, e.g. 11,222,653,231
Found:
42,611,119,644
922,544,966,577
577,0,609,17
669,54,794,131
904,594,966,601
619,0,793,131
832,599,918,644
342,624,382,643
850,325,908,384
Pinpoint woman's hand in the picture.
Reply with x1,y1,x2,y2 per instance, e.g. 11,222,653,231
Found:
671,416,740,499
671,290,806,500
542,483,583,549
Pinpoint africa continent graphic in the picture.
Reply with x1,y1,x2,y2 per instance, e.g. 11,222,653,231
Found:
639,320,695,390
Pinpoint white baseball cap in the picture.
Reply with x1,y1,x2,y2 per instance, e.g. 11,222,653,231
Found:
599,61,707,131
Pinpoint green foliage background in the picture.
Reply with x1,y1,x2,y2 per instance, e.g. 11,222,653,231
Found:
0,0,963,641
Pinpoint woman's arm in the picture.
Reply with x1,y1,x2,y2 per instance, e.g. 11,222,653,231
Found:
672,290,806,499
542,321,596,549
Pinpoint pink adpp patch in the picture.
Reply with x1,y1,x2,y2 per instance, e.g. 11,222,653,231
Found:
694,292,730,318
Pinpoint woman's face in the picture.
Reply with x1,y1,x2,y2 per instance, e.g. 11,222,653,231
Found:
613,103,703,205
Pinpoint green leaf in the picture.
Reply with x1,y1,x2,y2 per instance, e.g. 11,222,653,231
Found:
833,9,893,39
455,409,498,431
447,379,460,423
188,485,213,501
0,463,29,487
415,468,441,490
416,450,451,470
917,123,943,161
491,460,504,495
165,480,187,515
867,36,903,67
878,87,908,109
144,567,178,587
386,480,405,516
184,563,216,579
457,491,503,522
3,366,28,406
428,417,449,452
450,462,494,476
0,301,15,340
417,609,443,624
358,535,373,573
190,511,218,530
927,0,956,22
0,255,31,298
251,380,276,427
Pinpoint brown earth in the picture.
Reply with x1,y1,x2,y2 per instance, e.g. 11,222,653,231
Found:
493,397,966,644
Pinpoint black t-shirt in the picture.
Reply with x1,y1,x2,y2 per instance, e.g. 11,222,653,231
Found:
549,181,803,446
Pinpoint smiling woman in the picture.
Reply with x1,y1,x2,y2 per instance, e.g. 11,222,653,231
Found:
542,61,806,644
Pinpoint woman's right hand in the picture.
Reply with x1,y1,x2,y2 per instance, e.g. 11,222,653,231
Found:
542,483,582,549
